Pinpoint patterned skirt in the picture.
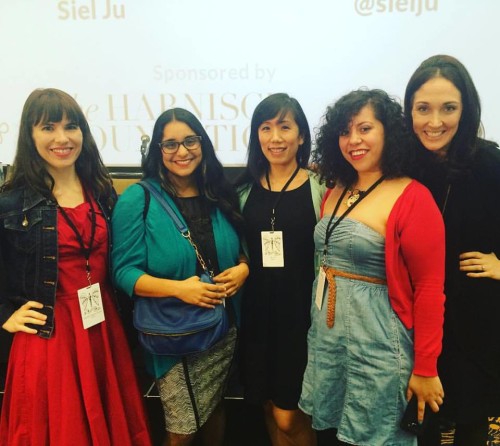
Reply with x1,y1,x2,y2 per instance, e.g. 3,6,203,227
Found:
156,327,236,434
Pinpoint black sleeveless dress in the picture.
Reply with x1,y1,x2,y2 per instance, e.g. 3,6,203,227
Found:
240,180,316,409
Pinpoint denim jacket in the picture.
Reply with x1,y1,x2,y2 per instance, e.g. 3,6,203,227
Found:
0,186,114,339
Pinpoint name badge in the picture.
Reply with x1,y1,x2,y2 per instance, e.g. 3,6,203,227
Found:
315,267,326,310
261,231,284,267
78,283,105,329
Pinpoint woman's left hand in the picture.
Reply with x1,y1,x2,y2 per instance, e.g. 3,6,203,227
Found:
459,251,500,280
213,263,249,298
407,374,444,422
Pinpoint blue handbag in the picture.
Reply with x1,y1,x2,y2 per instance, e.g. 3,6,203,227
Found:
133,181,229,357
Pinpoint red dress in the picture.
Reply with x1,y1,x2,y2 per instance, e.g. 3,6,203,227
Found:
0,200,151,446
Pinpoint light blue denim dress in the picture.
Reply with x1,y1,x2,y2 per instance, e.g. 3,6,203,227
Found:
300,217,416,446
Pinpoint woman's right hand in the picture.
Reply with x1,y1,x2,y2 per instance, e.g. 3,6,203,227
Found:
176,276,227,309
2,301,47,334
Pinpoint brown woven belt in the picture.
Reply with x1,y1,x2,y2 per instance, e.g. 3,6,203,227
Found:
323,267,387,328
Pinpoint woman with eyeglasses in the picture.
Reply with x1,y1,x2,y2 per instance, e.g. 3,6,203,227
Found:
112,108,249,446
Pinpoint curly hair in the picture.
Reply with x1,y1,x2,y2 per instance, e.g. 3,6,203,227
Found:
142,107,243,231
235,93,311,187
2,88,114,205
312,88,410,188
404,54,493,180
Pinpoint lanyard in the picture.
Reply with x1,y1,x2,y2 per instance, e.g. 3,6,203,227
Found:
323,175,386,262
58,190,97,285
265,165,301,231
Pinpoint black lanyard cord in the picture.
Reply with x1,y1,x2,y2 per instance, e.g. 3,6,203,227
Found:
323,175,386,258
58,190,97,280
265,164,301,231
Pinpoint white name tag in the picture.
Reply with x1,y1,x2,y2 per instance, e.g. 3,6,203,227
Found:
78,282,105,329
315,267,326,310
261,231,284,267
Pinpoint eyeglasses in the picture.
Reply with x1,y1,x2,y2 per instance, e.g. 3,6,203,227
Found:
159,135,202,153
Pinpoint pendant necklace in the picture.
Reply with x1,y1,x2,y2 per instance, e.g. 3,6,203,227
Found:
323,174,386,260
345,187,365,208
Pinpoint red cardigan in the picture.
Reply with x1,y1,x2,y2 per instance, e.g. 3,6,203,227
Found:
322,180,445,376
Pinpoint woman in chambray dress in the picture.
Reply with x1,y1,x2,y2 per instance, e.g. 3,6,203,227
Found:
300,89,446,445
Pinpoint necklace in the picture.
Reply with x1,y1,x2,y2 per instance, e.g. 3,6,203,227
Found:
441,184,451,215
345,188,366,208
323,175,386,260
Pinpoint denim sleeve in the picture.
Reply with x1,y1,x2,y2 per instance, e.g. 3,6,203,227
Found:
0,241,19,327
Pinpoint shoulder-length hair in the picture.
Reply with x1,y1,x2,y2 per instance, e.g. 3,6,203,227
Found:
404,54,482,179
2,88,114,204
236,93,311,186
313,88,409,188
142,107,243,230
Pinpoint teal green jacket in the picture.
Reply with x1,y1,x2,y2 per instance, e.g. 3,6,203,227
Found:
111,179,242,378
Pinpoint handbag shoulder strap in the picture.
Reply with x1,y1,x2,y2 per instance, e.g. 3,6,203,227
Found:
138,181,187,234
137,183,151,221
138,181,213,277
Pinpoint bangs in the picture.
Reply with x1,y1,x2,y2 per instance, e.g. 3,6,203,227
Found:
276,107,295,123
333,109,357,136
252,93,299,128
258,105,295,125
333,98,372,135
30,90,81,127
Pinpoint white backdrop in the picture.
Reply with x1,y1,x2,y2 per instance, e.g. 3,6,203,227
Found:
1,0,499,166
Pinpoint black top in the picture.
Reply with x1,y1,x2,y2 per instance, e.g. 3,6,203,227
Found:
418,142,500,420
174,196,220,276
240,180,316,408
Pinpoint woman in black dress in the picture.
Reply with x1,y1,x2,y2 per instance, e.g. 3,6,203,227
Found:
236,93,324,446
404,54,500,446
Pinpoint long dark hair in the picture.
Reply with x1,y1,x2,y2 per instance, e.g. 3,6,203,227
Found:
236,93,311,186
404,54,490,180
313,88,410,188
142,107,243,230
1,88,114,204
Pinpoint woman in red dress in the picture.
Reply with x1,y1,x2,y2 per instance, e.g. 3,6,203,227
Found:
0,88,151,446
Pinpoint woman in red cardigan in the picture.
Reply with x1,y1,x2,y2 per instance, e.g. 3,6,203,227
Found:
299,89,446,445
